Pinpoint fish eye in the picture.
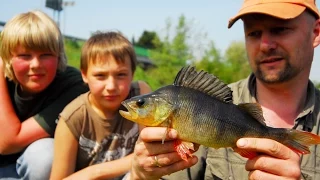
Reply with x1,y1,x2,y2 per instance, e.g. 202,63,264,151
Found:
136,98,145,107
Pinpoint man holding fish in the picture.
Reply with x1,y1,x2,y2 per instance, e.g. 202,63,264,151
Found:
124,0,320,179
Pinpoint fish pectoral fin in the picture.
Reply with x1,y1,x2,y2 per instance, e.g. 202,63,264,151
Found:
174,139,195,161
161,126,170,144
237,103,266,125
233,147,257,159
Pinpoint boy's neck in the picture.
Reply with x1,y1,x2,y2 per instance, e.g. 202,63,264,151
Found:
88,93,118,119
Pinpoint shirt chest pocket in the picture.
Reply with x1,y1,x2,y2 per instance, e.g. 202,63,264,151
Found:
300,145,320,180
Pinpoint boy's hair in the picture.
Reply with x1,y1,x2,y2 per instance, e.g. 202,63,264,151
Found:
0,10,67,82
80,31,137,73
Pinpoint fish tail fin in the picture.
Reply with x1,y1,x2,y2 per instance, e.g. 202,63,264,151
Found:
284,129,320,154
174,140,194,161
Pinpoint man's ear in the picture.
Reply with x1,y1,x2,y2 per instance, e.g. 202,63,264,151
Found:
313,19,320,48
81,70,88,84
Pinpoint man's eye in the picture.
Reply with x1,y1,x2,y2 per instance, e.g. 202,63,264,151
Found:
271,27,289,34
247,31,261,37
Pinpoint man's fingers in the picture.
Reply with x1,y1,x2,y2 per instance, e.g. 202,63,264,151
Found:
132,151,198,179
149,156,198,177
237,138,293,159
248,170,282,180
246,155,301,177
139,127,178,142
132,127,200,179
238,138,302,179
149,152,194,167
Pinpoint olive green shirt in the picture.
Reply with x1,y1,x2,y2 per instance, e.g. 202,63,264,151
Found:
162,74,320,180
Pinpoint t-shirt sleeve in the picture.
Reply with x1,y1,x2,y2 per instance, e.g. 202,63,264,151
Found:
59,94,87,140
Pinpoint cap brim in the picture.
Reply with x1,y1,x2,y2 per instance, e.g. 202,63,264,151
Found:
228,3,306,28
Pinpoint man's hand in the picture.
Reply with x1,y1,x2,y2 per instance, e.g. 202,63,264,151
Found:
237,138,301,180
130,127,198,180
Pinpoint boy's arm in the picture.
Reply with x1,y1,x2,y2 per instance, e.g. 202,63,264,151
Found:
0,59,87,154
50,118,78,180
64,153,134,180
0,59,49,154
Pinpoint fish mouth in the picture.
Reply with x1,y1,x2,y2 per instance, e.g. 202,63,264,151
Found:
119,101,136,120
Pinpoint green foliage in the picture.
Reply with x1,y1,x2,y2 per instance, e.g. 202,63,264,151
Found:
171,15,192,66
314,82,320,89
135,30,160,49
195,41,224,77
195,41,251,84
136,15,194,90
64,39,84,69
222,41,251,83
132,15,252,90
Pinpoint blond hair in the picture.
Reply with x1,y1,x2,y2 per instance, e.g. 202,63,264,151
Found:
0,10,67,82
80,31,137,73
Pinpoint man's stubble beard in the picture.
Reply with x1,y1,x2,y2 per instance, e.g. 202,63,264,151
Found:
254,59,300,84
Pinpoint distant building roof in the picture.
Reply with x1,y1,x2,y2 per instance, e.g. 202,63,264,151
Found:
134,46,150,57
134,46,155,69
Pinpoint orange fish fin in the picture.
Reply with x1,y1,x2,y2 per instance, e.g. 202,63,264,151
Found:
233,147,257,159
284,129,320,154
174,139,194,161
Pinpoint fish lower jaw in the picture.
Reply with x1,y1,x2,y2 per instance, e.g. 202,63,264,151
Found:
119,110,133,120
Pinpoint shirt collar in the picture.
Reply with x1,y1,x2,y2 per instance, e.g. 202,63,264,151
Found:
245,74,317,130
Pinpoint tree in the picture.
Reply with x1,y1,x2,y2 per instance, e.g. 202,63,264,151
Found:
134,16,250,90
195,40,250,84
314,81,320,89
195,41,223,76
135,30,160,49
223,41,251,83
135,15,196,90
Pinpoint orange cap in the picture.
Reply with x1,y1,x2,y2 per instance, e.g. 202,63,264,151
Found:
228,0,320,28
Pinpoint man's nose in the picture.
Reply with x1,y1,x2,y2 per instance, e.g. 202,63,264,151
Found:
260,33,277,53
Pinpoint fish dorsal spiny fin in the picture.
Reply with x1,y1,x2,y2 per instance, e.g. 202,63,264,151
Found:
174,66,233,103
237,103,266,125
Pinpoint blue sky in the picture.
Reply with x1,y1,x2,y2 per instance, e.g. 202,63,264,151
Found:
1,0,320,81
